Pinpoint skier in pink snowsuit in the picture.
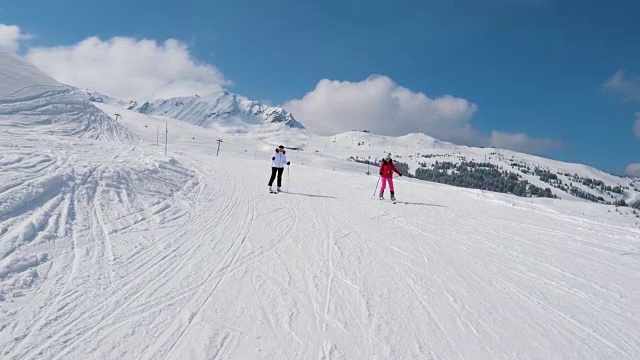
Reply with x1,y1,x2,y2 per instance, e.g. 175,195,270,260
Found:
379,156,402,200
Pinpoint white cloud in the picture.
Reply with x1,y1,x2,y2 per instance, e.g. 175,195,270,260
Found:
625,163,640,177
604,72,640,140
6,24,560,155
489,131,562,155
603,70,640,102
0,24,32,54
284,75,478,141
284,75,560,155
25,36,229,101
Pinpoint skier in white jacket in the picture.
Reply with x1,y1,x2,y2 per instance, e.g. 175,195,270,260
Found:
268,145,290,192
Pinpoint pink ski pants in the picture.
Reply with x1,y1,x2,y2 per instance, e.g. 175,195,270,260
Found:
380,177,394,193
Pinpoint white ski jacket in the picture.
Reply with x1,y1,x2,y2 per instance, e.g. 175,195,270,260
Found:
271,151,288,168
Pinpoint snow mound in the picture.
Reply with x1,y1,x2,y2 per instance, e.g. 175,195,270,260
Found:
128,87,305,129
0,51,61,99
0,51,136,142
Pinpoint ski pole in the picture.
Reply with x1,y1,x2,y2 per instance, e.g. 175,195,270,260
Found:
373,176,380,196
287,165,290,191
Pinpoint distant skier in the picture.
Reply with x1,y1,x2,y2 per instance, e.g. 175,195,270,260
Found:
268,145,290,192
379,155,402,200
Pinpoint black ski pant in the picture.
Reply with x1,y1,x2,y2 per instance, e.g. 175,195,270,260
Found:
268,167,284,187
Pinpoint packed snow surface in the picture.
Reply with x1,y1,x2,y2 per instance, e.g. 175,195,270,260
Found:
0,101,638,359
1,53,639,358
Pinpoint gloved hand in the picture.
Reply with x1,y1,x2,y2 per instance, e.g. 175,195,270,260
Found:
379,172,382,175
272,157,275,160
287,162,290,165
399,173,403,177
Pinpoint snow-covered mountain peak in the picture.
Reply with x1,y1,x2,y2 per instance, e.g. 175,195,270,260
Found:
74,88,127,106
127,89,305,129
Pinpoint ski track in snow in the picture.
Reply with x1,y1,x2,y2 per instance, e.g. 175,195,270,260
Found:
1,104,640,359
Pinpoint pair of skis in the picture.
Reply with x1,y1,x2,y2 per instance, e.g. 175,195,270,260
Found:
379,197,397,204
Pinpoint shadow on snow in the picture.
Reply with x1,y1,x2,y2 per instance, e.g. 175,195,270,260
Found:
283,191,337,199
396,201,446,207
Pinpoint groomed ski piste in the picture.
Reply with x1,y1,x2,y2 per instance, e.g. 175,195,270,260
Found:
1,52,640,359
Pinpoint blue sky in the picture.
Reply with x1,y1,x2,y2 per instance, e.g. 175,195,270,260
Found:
2,0,639,175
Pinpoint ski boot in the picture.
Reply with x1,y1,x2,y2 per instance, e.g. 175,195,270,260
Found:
390,191,396,201
379,192,384,200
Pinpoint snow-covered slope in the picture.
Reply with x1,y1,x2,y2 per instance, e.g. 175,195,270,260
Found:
128,87,304,129
1,102,639,359
127,88,635,206
305,130,640,205
0,51,136,142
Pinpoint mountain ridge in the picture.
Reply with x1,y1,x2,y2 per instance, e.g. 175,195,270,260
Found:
127,87,305,129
